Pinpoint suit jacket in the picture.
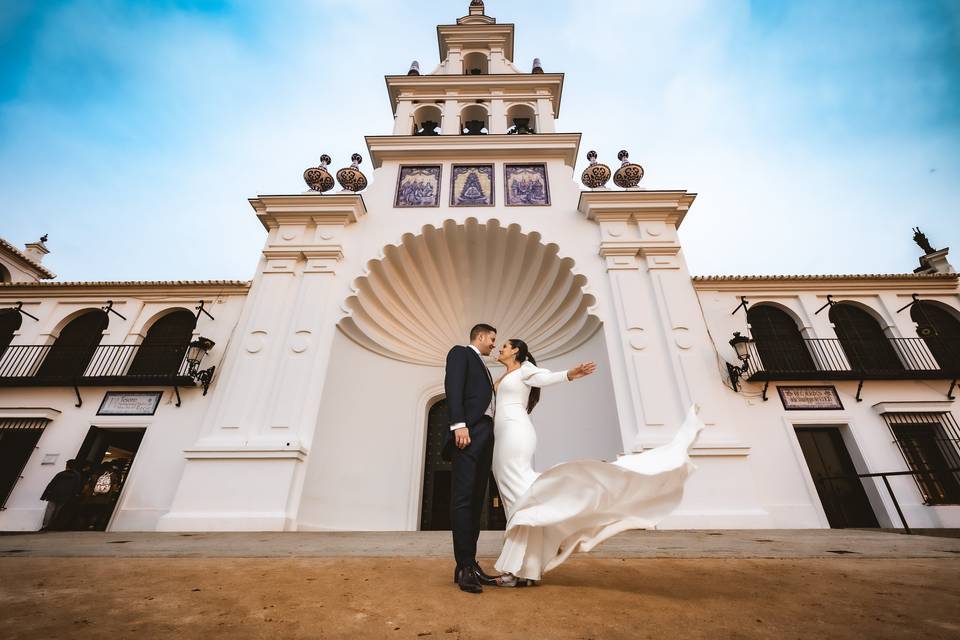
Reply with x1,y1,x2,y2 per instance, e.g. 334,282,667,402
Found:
442,345,494,461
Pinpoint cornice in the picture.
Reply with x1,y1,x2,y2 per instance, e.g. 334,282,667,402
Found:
0,407,62,421
436,22,515,61
578,190,698,227
249,193,367,230
365,132,581,169
0,280,251,299
384,73,564,115
691,273,959,293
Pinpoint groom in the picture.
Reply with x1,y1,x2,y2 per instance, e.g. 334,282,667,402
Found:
443,323,499,594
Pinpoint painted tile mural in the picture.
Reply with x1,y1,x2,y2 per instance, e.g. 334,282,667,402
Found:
395,166,442,207
505,164,550,206
450,165,494,207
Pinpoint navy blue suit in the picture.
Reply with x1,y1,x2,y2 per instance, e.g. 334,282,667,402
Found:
443,345,494,568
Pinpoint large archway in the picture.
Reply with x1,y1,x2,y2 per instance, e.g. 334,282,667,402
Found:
338,218,601,366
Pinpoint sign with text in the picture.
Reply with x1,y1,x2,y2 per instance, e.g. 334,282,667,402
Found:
97,391,163,416
778,386,844,411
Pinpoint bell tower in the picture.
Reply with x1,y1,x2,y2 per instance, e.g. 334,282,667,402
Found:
385,3,564,137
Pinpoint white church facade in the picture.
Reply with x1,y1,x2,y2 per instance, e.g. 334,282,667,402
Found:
1,1,958,534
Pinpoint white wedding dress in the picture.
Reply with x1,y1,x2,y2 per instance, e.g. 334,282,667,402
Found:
491,360,705,581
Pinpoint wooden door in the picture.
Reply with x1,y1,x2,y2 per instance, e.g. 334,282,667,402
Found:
796,427,879,528
420,398,505,531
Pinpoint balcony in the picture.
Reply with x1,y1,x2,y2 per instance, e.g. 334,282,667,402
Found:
0,343,197,388
743,337,959,399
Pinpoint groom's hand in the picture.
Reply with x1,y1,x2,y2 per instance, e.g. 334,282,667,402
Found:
455,427,471,449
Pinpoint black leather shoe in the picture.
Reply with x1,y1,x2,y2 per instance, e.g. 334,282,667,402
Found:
457,565,483,594
472,562,500,586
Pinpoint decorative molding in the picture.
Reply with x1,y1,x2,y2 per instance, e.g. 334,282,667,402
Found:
366,133,581,169
385,73,564,115
338,218,601,366
183,447,308,462
578,190,697,228
249,194,367,231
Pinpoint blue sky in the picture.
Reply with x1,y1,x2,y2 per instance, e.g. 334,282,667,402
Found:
1,0,958,281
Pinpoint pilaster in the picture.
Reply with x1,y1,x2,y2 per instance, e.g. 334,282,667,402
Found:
580,190,723,450
158,194,365,531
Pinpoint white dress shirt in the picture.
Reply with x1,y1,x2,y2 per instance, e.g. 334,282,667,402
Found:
450,344,496,432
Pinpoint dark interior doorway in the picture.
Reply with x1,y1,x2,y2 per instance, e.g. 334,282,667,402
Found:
795,426,879,528
62,427,145,531
0,420,46,510
420,398,506,531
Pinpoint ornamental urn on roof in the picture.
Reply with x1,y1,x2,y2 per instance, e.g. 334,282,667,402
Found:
303,154,335,193
613,150,644,189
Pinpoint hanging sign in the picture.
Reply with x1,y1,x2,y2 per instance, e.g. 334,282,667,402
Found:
778,386,844,411
97,391,163,416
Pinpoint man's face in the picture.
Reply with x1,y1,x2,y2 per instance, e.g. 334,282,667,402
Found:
478,331,497,356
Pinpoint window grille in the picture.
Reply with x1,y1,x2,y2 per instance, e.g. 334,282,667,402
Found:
882,412,960,505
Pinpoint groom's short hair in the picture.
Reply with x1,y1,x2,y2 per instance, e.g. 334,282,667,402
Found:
470,323,497,341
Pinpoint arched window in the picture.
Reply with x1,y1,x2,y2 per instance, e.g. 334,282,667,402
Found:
462,52,488,75
747,305,815,373
0,264,11,283
127,310,197,377
460,104,489,135
911,302,960,372
829,303,903,372
36,310,109,380
0,308,22,356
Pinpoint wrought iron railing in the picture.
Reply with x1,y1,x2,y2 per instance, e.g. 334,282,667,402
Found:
745,337,959,381
818,467,960,534
0,343,196,386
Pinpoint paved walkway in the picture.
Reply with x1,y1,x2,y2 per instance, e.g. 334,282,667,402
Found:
2,528,959,558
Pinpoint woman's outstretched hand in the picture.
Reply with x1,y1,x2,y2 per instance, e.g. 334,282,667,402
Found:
566,362,597,380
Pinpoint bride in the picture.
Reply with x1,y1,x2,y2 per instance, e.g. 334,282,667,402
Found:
490,338,705,585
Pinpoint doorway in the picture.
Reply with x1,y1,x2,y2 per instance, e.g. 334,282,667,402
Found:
795,426,879,528
63,427,145,531
420,398,506,531
0,420,46,509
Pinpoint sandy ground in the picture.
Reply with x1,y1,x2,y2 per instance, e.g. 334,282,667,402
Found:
2,556,958,639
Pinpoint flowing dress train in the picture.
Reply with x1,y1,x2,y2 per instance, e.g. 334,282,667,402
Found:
491,361,705,580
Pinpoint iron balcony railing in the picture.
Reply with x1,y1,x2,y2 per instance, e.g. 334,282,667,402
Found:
0,343,197,387
745,337,960,381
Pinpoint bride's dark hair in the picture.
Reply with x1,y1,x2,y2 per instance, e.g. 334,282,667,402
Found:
509,339,540,414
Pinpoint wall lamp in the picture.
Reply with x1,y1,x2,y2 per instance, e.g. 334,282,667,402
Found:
726,332,753,392
185,336,216,395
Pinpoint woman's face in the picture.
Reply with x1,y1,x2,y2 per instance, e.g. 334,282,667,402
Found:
498,341,519,364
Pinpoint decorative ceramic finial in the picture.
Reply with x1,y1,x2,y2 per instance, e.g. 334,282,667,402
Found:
581,151,611,189
336,154,368,192
40,234,48,244
532,58,544,74
913,227,937,254
303,154,335,193
408,61,421,76
613,149,644,189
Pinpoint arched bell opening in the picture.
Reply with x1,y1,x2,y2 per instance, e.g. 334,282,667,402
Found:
412,104,442,136
462,51,489,75
460,104,489,135
506,103,537,135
